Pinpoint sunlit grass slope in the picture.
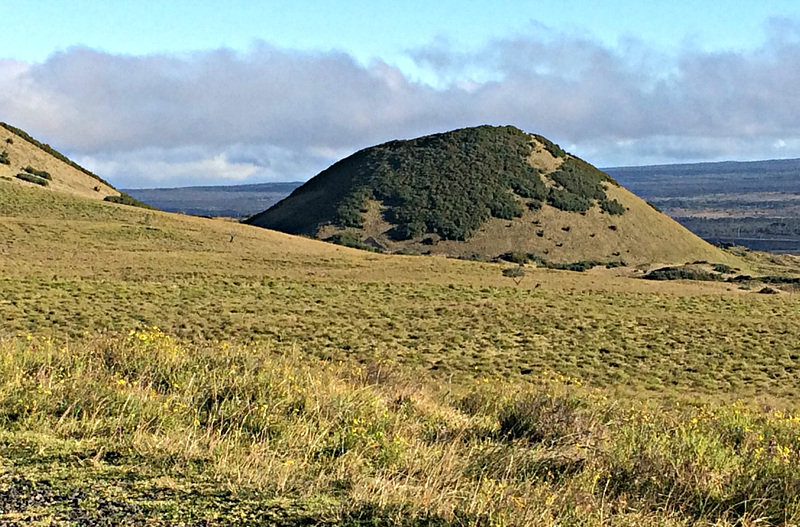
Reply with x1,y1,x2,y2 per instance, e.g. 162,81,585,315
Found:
0,123,120,200
2,180,800,525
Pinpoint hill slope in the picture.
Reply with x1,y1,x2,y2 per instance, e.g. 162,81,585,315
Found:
247,125,737,265
0,123,123,200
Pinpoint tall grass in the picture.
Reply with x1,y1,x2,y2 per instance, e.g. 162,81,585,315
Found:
3,332,800,525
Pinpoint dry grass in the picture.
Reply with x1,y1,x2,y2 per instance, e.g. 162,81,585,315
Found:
2,334,800,525
0,128,119,201
2,181,800,524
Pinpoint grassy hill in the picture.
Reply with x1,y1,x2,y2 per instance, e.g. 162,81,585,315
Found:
0,122,153,208
247,125,736,266
3,178,800,524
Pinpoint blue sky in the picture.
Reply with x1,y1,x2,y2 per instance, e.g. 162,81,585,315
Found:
2,1,800,187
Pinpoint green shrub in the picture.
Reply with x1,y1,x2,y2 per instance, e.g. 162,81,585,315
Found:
643,266,722,281
335,187,371,228
15,173,49,186
599,198,625,215
509,167,547,200
547,188,592,212
502,265,525,285
548,260,603,272
327,231,378,252
103,192,157,209
646,201,662,213
713,263,732,274
0,150,9,165
488,192,523,220
551,169,605,201
23,166,51,180
499,251,529,264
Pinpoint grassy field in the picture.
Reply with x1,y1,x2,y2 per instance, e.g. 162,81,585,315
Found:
2,181,800,525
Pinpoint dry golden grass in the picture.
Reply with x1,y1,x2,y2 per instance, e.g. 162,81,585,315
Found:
0,127,118,200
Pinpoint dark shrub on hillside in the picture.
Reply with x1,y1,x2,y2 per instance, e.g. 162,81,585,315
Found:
104,192,157,209
646,201,662,213
15,173,49,186
599,199,625,215
510,167,547,200
23,166,51,180
502,266,525,281
551,170,604,202
547,188,592,212
643,267,722,281
0,151,9,165
488,193,523,220
327,231,379,252
526,199,542,211
335,187,372,228
548,260,604,272
713,263,732,274
499,251,530,264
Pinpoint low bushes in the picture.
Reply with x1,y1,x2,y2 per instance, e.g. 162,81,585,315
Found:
643,266,722,281
22,165,51,180
15,172,49,186
103,192,157,209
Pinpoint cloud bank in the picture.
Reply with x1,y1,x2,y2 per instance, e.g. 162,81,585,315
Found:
2,20,800,187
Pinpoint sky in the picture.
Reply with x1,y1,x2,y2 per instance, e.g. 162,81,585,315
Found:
2,1,800,188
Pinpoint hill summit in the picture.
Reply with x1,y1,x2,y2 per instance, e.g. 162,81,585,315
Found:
247,125,735,265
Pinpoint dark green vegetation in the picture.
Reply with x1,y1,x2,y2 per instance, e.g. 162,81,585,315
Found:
0,122,114,188
22,165,51,180
0,150,9,165
15,172,49,186
248,126,620,241
498,252,626,272
104,192,158,209
644,266,724,282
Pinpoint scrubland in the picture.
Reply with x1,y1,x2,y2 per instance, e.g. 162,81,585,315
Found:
2,182,800,525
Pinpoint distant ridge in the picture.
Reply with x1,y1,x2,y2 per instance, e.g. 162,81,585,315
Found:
247,125,738,266
124,182,303,218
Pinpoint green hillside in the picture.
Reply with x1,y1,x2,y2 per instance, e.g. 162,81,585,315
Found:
246,126,737,266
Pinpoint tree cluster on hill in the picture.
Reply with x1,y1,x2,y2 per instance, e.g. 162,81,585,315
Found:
264,125,623,241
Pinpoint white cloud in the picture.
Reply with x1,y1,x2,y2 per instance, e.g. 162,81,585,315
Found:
1,21,800,187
